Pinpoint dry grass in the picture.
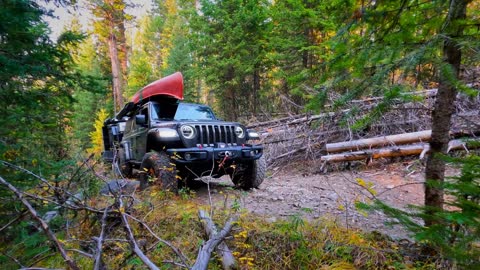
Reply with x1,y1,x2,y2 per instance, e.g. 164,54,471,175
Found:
4,183,439,270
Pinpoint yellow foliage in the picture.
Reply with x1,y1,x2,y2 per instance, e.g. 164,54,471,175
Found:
356,177,377,196
87,108,109,156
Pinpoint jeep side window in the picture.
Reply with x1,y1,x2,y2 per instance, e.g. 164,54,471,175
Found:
141,107,149,125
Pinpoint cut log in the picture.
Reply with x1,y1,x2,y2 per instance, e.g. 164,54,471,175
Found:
325,129,480,153
321,139,478,162
321,144,428,162
326,131,432,153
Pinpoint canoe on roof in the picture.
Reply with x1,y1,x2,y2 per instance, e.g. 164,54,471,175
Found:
131,72,184,104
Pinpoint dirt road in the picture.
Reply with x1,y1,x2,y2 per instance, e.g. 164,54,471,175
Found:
192,160,457,239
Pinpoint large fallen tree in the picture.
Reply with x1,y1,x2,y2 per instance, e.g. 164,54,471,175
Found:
325,129,480,153
320,139,477,163
248,87,479,166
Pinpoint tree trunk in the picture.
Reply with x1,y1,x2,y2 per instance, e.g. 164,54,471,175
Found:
253,68,260,115
118,15,128,80
424,0,468,226
108,32,124,113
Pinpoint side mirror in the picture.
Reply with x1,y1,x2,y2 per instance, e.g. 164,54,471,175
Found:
135,115,146,126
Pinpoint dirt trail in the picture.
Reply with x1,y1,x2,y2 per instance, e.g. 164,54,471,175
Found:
192,161,458,239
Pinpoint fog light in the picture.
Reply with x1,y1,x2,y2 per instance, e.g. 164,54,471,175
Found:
250,151,255,156
185,153,192,160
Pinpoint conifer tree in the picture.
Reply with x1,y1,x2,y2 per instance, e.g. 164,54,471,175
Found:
88,0,132,113
190,0,271,120
310,0,478,224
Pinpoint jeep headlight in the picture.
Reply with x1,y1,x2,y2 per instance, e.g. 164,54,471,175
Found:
181,125,196,139
234,126,245,138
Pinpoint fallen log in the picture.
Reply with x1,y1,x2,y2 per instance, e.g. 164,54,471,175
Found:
326,130,432,153
193,210,237,270
326,129,480,153
321,139,478,162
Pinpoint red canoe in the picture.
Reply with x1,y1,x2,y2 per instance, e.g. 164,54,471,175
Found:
131,72,184,104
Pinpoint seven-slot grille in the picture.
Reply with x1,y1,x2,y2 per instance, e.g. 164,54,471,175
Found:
193,124,237,145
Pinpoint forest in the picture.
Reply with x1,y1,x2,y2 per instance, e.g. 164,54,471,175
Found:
0,0,479,269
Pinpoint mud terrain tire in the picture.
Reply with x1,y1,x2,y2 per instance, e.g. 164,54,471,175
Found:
140,152,178,192
230,155,266,189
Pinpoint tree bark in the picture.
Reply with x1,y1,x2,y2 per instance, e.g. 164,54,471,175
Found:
326,130,432,153
253,68,260,115
321,139,474,162
424,0,468,226
191,213,237,270
198,210,237,269
108,32,124,113
118,16,129,79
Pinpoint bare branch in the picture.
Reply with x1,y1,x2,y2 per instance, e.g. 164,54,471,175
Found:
0,176,80,270
118,198,160,270
191,213,237,270
125,213,190,267
66,249,94,259
0,251,25,268
0,210,28,233
93,206,110,270
197,210,237,270
0,160,86,207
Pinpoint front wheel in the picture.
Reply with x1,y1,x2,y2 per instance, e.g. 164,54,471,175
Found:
140,152,178,193
230,155,266,190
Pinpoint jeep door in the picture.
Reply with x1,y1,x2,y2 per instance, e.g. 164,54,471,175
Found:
123,105,149,161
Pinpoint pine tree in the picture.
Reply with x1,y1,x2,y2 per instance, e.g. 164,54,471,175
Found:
190,0,271,120
0,0,83,166
311,0,479,223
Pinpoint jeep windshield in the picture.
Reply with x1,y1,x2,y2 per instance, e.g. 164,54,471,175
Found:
151,103,216,121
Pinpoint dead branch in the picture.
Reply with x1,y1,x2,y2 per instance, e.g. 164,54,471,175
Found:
93,206,110,270
191,213,237,270
0,176,80,270
118,198,160,270
0,161,95,211
1,250,24,268
0,210,28,233
198,210,237,270
66,249,94,259
125,213,190,267
274,142,324,160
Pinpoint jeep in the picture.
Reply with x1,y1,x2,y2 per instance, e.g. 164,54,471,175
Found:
102,72,265,192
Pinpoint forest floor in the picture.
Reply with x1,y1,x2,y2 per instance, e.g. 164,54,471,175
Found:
191,159,460,240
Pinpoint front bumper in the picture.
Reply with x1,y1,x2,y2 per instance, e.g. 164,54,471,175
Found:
166,144,263,164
